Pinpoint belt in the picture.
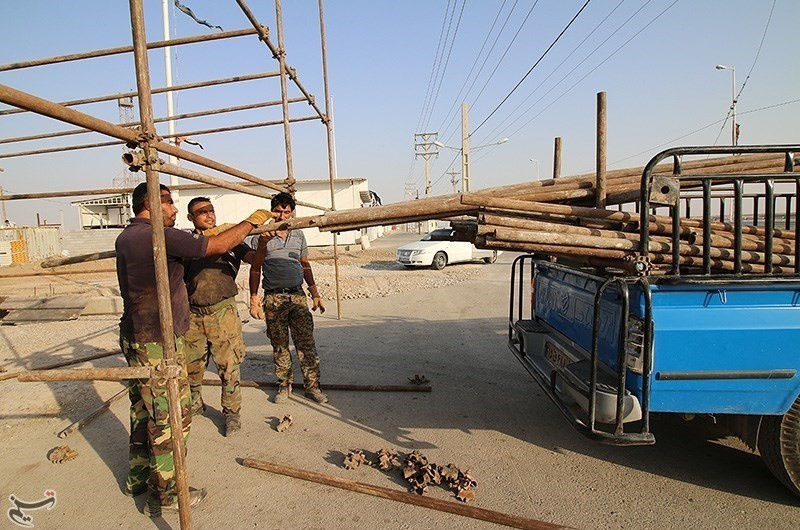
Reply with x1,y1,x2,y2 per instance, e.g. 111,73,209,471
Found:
264,286,303,294
190,296,236,316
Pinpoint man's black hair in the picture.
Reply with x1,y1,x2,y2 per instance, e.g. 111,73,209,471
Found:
132,182,170,214
187,196,212,215
271,192,296,211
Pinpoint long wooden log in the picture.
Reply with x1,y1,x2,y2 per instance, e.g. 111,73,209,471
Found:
463,195,796,240
476,236,634,260
485,226,794,266
202,378,431,392
240,458,573,530
475,152,791,199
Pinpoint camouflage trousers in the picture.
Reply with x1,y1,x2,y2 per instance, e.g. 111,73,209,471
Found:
264,291,321,388
184,297,246,415
120,334,191,504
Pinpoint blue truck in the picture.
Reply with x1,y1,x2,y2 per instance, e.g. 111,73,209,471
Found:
508,145,800,496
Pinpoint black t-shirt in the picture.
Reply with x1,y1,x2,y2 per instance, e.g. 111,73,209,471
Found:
184,239,251,307
116,217,208,343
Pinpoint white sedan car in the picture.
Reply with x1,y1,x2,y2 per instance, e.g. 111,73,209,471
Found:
396,228,500,270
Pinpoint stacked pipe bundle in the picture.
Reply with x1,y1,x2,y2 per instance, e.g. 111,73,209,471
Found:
271,151,796,275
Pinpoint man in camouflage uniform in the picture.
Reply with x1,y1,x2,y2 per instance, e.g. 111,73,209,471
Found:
184,197,257,436
249,192,328,404
116,182,272,516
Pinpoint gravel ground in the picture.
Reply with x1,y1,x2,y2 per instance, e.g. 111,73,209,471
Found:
1,232,799,530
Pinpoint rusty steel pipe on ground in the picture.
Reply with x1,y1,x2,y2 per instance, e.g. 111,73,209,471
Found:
202,379,431,392
240,458,574,530
15,366,152,382
0,349,121,381
57,387,128,438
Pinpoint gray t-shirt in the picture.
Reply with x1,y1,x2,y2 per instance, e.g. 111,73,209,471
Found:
249,231,308,291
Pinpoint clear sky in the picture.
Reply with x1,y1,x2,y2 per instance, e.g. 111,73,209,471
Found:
1,1,798,228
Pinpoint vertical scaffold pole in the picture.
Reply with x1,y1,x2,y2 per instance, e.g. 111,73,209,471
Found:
318,0,342,319
129,1,192,527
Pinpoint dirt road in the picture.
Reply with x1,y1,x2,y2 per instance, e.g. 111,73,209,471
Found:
1,233,799,529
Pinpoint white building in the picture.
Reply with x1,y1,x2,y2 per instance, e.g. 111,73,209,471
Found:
72,178,382,247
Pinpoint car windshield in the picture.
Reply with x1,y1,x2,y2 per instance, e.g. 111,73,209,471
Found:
421,229,453,242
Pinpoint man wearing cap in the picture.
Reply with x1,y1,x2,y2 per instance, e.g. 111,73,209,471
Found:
183,196,256,437
248,192,328,405
115,182,272,516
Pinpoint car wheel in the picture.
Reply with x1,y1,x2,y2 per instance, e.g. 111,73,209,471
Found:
483,250,498,264
431,251,447,270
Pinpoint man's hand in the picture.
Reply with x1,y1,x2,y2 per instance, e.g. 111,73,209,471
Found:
249,295,264,320
311,296,325,314
244,209,273,227
202,223,236,236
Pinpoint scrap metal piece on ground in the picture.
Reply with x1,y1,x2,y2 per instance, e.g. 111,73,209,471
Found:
47,446,78,464
376,448,401,471
408,374,430,385
276,415,293,433
343,449,370,470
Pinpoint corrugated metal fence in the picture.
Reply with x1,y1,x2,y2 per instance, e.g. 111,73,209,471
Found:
0,226,62,265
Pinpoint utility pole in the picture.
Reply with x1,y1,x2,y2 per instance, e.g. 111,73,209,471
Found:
461,102,470,192
448,169,460,193
414,132,439,197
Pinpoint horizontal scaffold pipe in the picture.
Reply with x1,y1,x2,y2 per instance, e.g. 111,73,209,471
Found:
0,97,307,146
0,114,320,159
0,28,259,72
0,71,280,117
0,83,329,212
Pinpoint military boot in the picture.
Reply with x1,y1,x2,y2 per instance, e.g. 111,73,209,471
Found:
273,384,291,404
224,413,241,437
304,385,328,404
143,487,207,517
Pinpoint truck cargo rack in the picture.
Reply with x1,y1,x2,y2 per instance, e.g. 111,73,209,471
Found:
640,144,800,278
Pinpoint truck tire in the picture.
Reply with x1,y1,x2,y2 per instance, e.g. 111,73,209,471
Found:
431,251,447,270
758,394,800,496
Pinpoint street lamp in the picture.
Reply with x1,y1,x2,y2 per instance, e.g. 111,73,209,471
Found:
433,138,509,192
715,64,737,145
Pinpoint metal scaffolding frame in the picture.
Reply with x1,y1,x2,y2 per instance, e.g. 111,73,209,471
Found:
0,1,341,527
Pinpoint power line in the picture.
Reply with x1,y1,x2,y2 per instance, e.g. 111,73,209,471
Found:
437,0,520,144
711,0,777,146
609,97,800,168
422,0,468,131
470,0,592,138
500,0,680,142
432,0,509,140
415,0,455,133
474,0,628,146
463,0,542,121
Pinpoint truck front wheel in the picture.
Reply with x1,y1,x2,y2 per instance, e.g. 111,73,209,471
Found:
758,394,800,496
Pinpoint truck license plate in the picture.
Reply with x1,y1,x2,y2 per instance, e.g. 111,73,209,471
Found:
544,342,571,369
